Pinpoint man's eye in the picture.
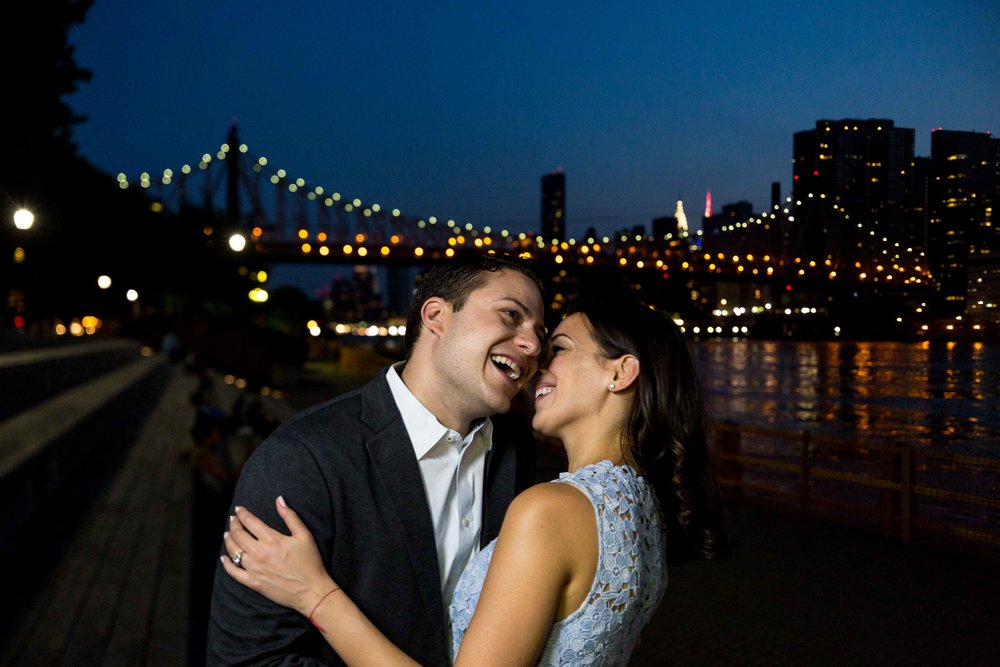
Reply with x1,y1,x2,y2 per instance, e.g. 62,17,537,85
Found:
503,309,521,323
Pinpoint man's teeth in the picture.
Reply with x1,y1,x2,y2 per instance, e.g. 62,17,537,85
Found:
490,355,522,380
535,386,553,398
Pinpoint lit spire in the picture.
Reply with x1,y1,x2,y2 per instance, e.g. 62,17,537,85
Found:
675,198,688,236
705,190,712,218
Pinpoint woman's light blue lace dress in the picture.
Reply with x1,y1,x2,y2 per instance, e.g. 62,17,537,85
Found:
449,460,667,666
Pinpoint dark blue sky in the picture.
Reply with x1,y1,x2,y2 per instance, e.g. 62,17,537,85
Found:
70,1,998,245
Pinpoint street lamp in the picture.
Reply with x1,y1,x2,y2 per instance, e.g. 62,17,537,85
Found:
9,208,35,330
12,208,34,266
229,232,247,252
13,208,35,230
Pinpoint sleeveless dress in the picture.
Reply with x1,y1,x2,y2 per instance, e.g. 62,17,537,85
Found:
449,460,667,666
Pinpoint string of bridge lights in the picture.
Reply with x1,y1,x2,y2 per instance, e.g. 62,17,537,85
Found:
114,140,931,285
713,192,932,285
114,140,544,248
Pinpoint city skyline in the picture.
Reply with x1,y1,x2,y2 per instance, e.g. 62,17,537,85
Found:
68,1,999,250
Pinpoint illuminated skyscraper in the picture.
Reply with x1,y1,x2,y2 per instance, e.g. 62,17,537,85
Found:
675,199,688,236
792,119,915,256
541,169,566,241
927,129,1000,313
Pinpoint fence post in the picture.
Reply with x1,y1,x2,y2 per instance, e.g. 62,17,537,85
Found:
716,421,743,500
799,430,812,513
880,447,897,539
899,444,912,543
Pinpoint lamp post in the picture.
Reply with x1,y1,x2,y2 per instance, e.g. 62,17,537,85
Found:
9,208,35,331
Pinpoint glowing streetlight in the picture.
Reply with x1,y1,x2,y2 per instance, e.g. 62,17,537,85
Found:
229,233,247,252
13,208,34,230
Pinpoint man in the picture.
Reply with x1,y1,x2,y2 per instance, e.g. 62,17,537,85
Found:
206,254,546,666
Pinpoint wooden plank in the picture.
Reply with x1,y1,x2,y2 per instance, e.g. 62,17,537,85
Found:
146,464,193,667
105,370,194,665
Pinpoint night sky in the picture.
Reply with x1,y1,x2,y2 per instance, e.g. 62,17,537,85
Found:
68,1,999,290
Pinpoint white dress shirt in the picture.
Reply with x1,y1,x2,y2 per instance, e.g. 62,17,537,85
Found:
386,364,492,617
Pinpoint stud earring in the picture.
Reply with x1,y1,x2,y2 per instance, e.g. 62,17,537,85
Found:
608,383,616,391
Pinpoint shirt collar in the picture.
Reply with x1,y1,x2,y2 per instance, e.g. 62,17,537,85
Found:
387,363,493,459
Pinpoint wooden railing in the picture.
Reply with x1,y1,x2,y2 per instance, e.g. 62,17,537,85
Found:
710,421,1000,554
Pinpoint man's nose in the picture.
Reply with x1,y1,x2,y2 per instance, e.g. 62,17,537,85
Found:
517,328,542,358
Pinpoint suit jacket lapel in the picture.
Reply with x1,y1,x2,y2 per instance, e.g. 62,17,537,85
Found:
482,425,517,548
360,371,445,631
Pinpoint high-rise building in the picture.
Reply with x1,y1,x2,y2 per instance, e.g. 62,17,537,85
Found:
792,119,915,259
927,129,1000,313
541,169,566,241
652,216,679,239
701,200,755,253
907,155,932,251
967,253,1000,324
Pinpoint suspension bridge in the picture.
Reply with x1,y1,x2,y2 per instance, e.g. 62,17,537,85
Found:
113,124,939,337
118,125,931,284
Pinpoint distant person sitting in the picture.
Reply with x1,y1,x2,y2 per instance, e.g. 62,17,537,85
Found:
160,330,184,364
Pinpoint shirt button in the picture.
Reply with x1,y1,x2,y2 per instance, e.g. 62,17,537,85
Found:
461,517,470,528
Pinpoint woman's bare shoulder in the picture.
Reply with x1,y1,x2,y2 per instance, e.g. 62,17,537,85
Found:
501,480,594,538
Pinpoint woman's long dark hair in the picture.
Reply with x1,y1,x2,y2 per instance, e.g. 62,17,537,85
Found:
569,297,733,564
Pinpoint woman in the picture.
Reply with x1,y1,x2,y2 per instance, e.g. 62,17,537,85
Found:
222,298,731,665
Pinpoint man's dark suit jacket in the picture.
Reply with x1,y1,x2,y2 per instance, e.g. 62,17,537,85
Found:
206,366,535,666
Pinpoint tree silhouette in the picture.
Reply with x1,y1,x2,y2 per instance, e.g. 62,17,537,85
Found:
0,1,250,328
1,0,97,323
1,0,93,188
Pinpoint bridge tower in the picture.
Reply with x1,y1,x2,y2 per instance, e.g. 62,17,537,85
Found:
226,122,241,230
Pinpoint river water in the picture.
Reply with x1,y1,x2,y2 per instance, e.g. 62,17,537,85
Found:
693,339,1000,458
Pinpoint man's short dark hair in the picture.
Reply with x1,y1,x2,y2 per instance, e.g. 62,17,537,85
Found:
403,254,544,357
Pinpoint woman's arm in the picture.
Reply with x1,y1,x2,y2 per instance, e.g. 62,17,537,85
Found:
222,497,420,666
451,482,597,666
224,484,597,667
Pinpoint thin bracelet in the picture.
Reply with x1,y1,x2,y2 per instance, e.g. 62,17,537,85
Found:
308,587,340,632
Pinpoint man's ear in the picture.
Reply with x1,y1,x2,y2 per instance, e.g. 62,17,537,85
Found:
611,354,640,391
420,297,450,339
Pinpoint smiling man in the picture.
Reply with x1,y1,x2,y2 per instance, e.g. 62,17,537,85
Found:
207,254,546,667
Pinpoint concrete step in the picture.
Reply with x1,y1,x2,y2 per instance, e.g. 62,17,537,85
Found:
0,338,146,423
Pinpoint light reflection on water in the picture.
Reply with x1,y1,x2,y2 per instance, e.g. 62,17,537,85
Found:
694,339,1000,457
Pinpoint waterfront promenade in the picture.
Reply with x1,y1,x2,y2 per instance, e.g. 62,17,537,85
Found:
1,341,998,665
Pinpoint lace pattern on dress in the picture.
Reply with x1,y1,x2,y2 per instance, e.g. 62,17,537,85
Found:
449,460,667,666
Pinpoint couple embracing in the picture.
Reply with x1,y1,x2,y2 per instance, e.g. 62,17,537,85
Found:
207,254,730,666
